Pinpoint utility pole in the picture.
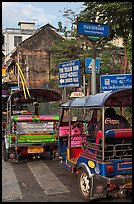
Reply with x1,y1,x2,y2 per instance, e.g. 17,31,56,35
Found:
91,41,96,95
77,21,110,96
62,87,66,102
87,36,99,95
83,74,86,96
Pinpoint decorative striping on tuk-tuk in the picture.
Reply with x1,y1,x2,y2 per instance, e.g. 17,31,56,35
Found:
3,88,61,162
58,88,132,201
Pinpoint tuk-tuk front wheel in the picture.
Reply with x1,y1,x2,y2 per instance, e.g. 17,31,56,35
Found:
78,169,91,202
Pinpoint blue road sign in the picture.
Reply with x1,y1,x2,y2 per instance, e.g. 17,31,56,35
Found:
77,21,110,37
85,58,100,74
100,74,132,92
59,59,80,88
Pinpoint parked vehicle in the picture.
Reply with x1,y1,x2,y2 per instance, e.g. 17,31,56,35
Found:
58,88,132,201
2,90,9,139
3,88,61,162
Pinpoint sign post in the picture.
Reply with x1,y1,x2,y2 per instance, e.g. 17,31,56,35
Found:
62,87,67,102
86,36,100,95
77,21,110,95
91,41,96,95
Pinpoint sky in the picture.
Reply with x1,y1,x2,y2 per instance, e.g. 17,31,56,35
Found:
2,2,85,30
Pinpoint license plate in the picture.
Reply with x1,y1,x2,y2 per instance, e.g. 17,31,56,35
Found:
28,146,44,153
125,181,132,188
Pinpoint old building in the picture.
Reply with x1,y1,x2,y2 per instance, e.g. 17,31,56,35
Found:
8,23,64,89
2,22,36,64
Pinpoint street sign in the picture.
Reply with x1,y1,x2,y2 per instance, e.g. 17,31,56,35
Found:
59,59,80,88
100,74,132,92
85,58,100,74
87,36,100,42
77,21,110,37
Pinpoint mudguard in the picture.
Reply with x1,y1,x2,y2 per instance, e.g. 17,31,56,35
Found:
77,163,107,200
90,174,107,200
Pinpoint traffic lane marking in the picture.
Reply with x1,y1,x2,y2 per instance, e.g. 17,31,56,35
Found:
2,160,23,201
27,160,70,195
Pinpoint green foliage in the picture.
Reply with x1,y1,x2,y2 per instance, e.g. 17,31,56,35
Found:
48,2,132,89
127,34,132,63
80,2,132,41
101,66,110,73
49,38,87,75
57,21,71,37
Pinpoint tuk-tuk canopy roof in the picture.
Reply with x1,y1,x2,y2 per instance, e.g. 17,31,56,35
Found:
9,88,62,104
60,88,132,108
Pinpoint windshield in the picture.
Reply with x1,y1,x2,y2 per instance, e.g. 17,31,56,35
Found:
62,108,94,123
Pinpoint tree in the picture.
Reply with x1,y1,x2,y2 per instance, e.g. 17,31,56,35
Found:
78,2,132,73
49,38,91,75
49,32,126,95
49,3,132,95
58,8,76,37
127,33,132,70
49,37,93,95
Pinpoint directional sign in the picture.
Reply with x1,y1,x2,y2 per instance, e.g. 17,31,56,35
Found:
100,74,132,92
77,21,110,37
87,35,100,42
85,58,100,74
59,59,80,88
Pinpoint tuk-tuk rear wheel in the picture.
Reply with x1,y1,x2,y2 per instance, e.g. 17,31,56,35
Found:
78,169,91,201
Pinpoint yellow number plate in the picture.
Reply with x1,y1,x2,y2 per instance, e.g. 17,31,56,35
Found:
28,146,44,153
125,181,132,188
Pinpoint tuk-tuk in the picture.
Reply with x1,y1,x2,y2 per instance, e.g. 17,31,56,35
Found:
3,88,61,162
2,91,9,139
58,88,132,201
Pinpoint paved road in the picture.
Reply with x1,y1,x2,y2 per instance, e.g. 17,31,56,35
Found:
2,156,84,202
2,147,132,203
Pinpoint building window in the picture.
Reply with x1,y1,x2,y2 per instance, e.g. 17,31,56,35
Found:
14,36,22,46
